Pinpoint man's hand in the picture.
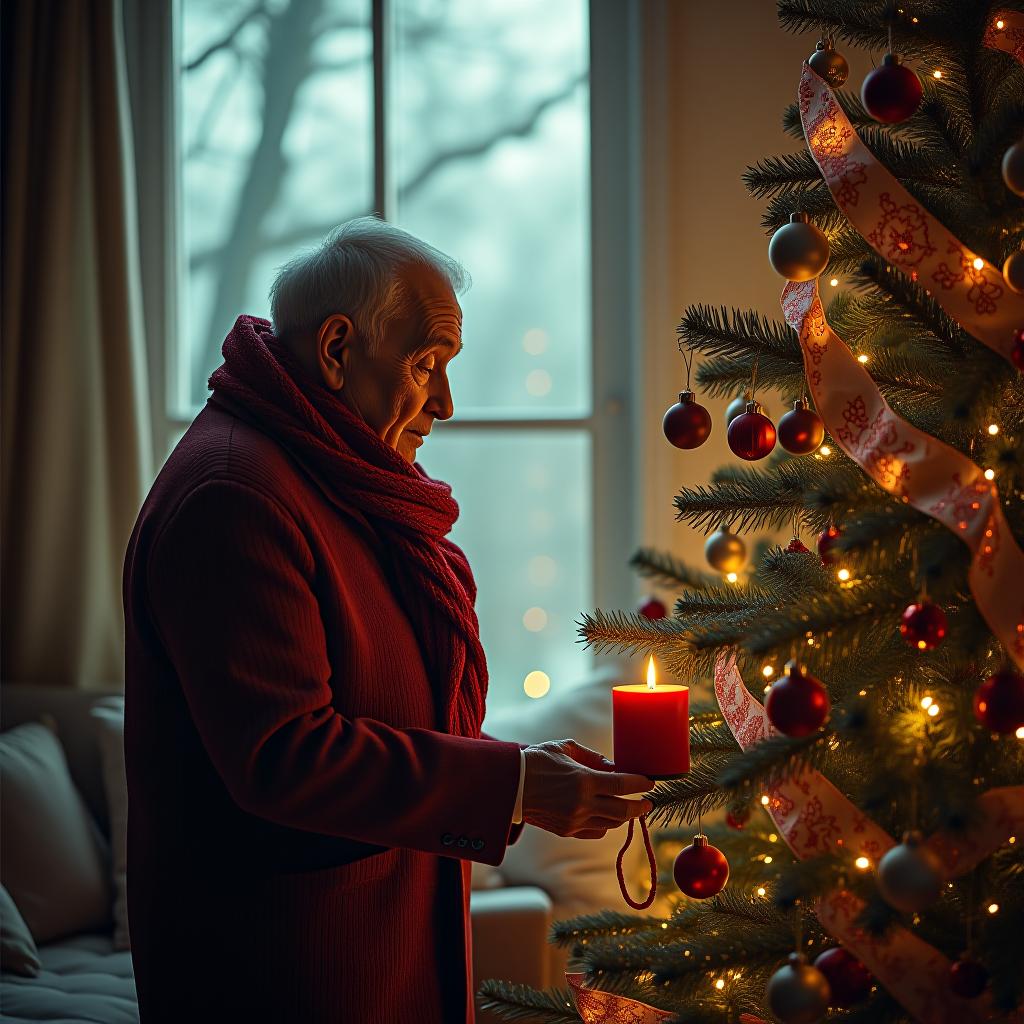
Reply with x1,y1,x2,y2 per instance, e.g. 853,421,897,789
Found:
521,739,655,840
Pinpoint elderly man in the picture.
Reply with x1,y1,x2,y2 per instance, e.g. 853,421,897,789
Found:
122,218,654,1023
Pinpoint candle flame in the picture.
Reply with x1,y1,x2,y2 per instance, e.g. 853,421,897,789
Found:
646,655,657,690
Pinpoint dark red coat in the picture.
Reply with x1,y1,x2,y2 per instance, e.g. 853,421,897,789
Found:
123,396,524,1023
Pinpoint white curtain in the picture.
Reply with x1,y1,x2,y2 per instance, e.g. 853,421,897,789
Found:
2,0,153,689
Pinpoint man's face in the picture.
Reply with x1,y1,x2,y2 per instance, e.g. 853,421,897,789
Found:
314,264,463,463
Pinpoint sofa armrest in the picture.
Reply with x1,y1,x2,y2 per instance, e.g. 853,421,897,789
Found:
471,885,552,1018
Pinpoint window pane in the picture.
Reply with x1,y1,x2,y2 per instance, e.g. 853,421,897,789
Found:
391,0,590,419
179,0,373,416
420,429,592,711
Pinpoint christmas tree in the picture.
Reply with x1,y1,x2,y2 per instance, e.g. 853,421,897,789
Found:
479,2,1024,1022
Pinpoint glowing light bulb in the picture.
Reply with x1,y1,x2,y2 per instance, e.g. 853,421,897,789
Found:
1016,727,1024,740
857,353,869,363
855,856,871,870
984,468,995,481
933,69,943,79
522,606,548,632
829,277,839,287
769,833,778,842
920,696,933,709
819,445,832,456
762,665,775,678
661,922,668,929
988,903,999,914
726,571,738,583
971,257,984,271
761,795,770,806
912,15,919,22
837,568,851,581
715,978,725,990
927,704,940,717
764,684,771,694
523,671,551,698
763,855,773,864
997,19,1005,29
988,424,999,435
858,689,867,696
756,887,766,896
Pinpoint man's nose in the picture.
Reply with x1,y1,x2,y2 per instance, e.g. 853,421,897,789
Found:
426,371,454,421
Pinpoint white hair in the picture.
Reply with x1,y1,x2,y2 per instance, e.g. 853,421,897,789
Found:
269,216,470,350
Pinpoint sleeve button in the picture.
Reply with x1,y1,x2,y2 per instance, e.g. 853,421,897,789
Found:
456,835,468,848
471,838,484,851
441,833,454,846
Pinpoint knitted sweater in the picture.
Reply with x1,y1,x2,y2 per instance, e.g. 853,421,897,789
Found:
123,396,524,1023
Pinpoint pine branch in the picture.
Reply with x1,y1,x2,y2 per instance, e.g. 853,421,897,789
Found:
630,548,718,592
550,910,662,947
476,982,580,1023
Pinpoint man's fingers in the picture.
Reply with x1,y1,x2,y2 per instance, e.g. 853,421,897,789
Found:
572,828,609,840
604,771,656,796
594,796,654,821
563,740,615,772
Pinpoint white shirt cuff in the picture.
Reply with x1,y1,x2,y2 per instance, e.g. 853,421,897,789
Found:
511,747,526,825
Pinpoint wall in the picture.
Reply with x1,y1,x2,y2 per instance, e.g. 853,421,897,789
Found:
635,0,874,586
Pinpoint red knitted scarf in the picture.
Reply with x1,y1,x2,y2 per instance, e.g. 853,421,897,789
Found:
207,314,488,739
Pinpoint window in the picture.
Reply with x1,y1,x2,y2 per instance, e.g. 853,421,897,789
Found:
131,0,637,709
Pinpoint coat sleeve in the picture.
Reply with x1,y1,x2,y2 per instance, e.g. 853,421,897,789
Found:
480,732,527,845
146,478,522,867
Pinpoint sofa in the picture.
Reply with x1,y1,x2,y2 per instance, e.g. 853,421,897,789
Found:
0,667,645,1022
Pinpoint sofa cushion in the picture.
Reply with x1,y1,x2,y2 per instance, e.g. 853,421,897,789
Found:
0,932,137,1023
1,884,41,977
0,721,112,943
90,698,129,950
481,666,647,921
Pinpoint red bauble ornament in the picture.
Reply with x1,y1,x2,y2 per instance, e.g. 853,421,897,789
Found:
973,668,1024,734
663,390,712,449
786,536,811,554
1012,327,1024,371
949,956,988,999
725,807,750,830
817,525,842,565
672,835,729,899
778,399,825,455
638,597,667,620
900,600,948,651
814,947,872,1007
727,401,776,460
861,54,923,124
765,659,830,737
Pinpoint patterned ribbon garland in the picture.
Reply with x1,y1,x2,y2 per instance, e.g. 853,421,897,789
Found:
714,653,1024,1024
782,276,1024,666
798,61,1024,365
985,10,1024,63
565,972,675,1024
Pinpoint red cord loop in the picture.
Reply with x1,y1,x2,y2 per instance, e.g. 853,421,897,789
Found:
615,812,657,910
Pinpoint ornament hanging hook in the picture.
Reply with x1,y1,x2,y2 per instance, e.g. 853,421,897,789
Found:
676,335,695,392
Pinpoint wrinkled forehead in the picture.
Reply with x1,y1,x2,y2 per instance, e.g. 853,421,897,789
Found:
401,264,463,341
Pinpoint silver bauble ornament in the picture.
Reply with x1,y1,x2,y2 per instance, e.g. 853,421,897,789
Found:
1003,138,1024,198
704,529,747,574
726,393,750,426
1003,251,1024,295
877,831,943,912
766,953,831,1024
769,212,830,281
808,39,849,87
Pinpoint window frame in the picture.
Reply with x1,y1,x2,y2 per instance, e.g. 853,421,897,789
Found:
126,0,640,618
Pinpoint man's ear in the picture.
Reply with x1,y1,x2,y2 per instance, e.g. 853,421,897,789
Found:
316,314,355,391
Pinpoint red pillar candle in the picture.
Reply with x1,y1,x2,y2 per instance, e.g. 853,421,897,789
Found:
612,657,690,778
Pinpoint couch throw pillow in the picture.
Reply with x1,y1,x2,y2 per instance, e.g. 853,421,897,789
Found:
90,698,130,950
0,883,41,976
0,721,112,942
